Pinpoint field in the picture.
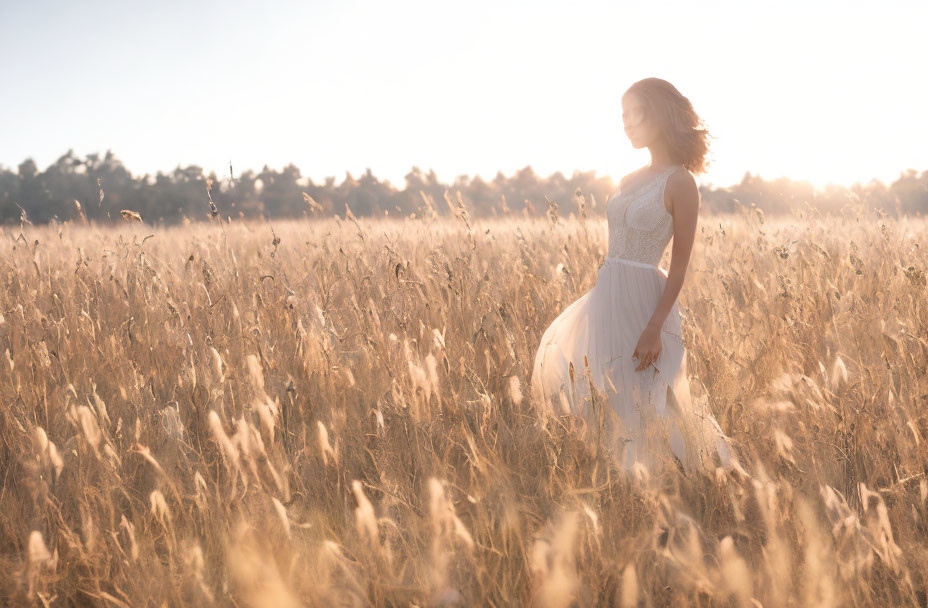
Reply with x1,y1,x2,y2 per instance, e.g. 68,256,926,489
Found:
1,204,927,606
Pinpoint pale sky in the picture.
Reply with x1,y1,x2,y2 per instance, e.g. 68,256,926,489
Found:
1,0,925,191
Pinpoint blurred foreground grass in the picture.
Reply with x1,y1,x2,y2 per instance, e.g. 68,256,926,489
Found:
1,205,927,606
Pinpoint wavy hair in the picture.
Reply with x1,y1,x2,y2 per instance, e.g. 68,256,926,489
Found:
624,78,714,175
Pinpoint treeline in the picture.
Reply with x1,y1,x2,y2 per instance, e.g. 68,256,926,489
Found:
1,149,925,225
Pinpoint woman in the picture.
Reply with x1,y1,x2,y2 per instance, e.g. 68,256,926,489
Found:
530,77,733,476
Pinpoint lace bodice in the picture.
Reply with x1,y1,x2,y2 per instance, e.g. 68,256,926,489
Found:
605,165,679,266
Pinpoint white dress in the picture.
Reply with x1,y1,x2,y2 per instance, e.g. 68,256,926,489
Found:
530,165,732,475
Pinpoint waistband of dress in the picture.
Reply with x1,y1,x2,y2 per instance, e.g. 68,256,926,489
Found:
601,255,659,270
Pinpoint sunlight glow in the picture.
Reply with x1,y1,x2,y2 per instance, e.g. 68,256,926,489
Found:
0,0,924,190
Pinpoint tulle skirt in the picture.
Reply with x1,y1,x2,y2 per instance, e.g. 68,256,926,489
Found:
530,255,732,475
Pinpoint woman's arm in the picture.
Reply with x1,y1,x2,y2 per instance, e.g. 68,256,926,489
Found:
645,169,700,331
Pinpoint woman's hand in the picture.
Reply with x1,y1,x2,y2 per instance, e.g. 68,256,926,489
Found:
632,325,662,371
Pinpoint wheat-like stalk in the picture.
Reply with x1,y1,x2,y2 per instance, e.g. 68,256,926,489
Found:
0,199,925,605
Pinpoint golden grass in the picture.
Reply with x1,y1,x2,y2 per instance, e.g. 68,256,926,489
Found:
1,203,927,606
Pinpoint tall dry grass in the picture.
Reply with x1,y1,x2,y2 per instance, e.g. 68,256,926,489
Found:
0,199,927,606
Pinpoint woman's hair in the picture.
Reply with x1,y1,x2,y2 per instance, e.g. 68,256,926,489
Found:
624,78,713,174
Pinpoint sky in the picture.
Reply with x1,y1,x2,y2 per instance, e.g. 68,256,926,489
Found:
1,0,926,191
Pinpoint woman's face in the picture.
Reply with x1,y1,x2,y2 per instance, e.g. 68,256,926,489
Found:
622,92,656,149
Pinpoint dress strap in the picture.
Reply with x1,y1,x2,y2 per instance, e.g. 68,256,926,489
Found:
657,165,682,207
660,165,682,180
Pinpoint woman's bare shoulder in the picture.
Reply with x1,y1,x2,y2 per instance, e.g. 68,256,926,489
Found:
666,166,697,191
